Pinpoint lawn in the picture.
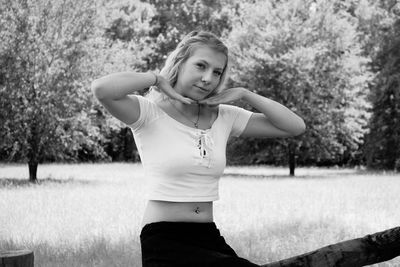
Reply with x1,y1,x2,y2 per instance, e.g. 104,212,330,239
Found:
0,163,399,266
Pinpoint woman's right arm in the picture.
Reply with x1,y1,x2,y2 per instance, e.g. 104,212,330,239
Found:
91,72,156,125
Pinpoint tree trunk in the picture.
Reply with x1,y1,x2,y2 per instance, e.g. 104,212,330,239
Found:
0,250,34,267
288,142,296,176
261,226,400,267
27,116,40,183
28,161,38,183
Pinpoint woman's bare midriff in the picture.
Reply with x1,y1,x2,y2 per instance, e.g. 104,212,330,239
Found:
141,200,214,227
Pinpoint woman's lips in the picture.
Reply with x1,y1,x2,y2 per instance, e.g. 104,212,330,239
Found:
194,85,209,92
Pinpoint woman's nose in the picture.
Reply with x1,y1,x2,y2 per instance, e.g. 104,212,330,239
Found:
201,71,213,84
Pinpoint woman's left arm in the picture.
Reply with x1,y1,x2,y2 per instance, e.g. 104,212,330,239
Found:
240,89,306,138
199,87,306,138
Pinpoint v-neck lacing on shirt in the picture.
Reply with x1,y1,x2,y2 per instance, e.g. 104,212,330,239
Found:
197,131,214,168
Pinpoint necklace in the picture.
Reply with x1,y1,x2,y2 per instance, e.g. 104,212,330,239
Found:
168,99,201,128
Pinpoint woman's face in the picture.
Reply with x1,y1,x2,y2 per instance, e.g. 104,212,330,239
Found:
174,46,227,101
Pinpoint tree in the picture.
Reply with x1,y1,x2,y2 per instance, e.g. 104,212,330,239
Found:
0,0,106,181
225,0,371,175
145,0,236,70
83,0,157,162
364,18,400,171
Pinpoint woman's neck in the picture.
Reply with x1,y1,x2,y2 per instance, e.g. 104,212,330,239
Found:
167,98,200,114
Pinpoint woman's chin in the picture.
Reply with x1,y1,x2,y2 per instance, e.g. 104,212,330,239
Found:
186,95,205,102
187,93,217,106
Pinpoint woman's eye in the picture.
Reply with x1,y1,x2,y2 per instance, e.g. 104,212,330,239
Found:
214,71,222,76
196,63,205,69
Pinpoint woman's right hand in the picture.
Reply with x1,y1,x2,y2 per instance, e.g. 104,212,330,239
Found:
156,75,194,105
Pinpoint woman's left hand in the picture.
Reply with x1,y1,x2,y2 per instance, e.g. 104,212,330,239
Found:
198,87,247,105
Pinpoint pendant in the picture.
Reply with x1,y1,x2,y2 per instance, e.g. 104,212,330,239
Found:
194,122,198,128
194,207,200,214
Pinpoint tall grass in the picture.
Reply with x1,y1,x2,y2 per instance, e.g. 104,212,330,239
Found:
0,163,399,266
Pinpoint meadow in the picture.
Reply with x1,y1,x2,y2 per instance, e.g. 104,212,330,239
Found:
0,163,399,267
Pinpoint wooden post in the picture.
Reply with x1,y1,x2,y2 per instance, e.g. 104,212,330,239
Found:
0,250,34,267
262,226,400,267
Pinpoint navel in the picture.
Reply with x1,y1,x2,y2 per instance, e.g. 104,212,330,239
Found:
194,206,201,214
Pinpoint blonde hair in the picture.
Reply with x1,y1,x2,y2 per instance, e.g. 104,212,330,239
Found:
146,30,229,101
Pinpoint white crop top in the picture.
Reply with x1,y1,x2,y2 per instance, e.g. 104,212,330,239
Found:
128,95,253,202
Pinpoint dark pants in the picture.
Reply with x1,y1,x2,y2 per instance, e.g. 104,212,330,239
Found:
140,221,260,267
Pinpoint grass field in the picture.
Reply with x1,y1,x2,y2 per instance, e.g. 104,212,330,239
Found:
0,163,399,266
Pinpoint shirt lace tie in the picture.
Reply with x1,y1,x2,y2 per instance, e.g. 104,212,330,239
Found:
197,132,214,168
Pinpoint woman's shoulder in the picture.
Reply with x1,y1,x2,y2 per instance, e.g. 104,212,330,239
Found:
131,94,160,108
218,103,245,114
217,103,253,123
127,95,165,129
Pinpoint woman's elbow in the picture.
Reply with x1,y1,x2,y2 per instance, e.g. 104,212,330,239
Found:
91,79,104,100
293,120,306,136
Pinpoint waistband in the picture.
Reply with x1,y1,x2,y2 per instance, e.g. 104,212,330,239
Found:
140,221,220,238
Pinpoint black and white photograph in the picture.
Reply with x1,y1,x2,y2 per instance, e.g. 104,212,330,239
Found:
1,0,399,266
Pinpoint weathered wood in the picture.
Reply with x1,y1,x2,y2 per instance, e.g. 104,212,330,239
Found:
0,250,34,267
261,226,400,267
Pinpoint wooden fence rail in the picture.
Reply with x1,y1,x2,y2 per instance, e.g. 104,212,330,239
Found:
263,226,400,267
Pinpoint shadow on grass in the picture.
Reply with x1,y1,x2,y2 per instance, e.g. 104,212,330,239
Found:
0,177,94,188
222,170,372,180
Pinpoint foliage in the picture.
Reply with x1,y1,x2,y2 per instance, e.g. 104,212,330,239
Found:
82,0,156,162
144,0,236,70
364,18,400,171
0,0,107,180
225,0,373,170
1,0,399,174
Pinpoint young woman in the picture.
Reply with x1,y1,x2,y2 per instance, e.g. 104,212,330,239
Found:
91,31,399,266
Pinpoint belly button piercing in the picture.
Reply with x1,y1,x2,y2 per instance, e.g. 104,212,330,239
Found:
194,207,200,214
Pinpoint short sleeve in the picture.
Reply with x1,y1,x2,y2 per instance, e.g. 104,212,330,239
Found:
126,95,157,131
220,104,253,137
